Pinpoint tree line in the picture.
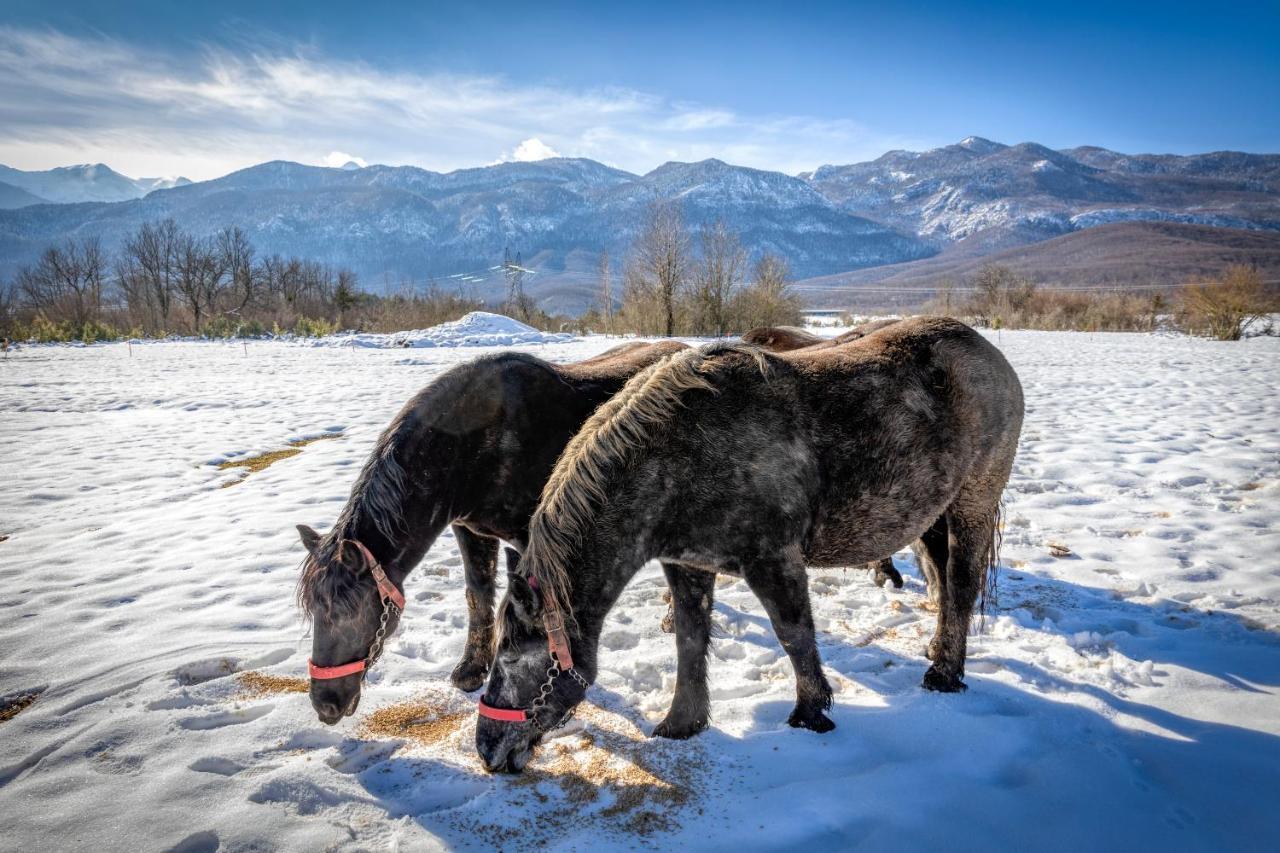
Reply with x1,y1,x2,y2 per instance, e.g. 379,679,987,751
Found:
0,220,498,342
0,206,804,343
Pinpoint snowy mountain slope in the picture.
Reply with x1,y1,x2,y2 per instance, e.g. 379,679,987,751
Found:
0,181,49,209
0,163,192,204
0,157,930,305
0,328,1278,851
803,138,1280,246
2,141,1276,312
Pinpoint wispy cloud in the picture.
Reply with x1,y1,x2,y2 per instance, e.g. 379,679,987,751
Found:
0,26,929,180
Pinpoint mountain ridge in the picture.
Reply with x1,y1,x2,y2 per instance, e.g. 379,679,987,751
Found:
1,139,1276,311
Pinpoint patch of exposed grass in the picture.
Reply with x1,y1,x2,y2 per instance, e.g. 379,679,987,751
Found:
0,690,42,723
236,671,309,698
218,432,342,487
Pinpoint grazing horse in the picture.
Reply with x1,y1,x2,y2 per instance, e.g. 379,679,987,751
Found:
476,318,1023,772
295,340,689,724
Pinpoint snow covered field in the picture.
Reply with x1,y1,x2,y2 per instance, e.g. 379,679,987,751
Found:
1,325,1278,851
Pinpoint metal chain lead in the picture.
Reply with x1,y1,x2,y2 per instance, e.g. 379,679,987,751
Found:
525,651,591,731
362,597,397,681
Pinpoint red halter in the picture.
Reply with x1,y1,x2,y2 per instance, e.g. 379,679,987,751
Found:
476,574,583,724
307,540,406,681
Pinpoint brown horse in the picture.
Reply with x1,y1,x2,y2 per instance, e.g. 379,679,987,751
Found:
478,318,1023,771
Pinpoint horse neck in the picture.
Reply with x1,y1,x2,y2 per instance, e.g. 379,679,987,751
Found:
558,527,649,674
336,481,451,587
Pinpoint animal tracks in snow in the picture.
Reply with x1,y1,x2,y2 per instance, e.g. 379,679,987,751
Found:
3,332,1278,850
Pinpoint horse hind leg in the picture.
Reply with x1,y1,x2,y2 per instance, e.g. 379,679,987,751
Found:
742,554,834,733
912,516,950,660
923,490,998,693
652,563,716,740
870,557,903,588
449,525,500,692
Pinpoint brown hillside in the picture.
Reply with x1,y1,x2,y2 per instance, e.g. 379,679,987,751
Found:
797,222,1280,309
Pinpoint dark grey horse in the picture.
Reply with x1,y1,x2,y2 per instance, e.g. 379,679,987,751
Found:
477,317,1023,772
295,341,687,723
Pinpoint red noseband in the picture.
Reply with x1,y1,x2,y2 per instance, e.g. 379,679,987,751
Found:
308,539,405,681
308,658,366,680
477,699,530,722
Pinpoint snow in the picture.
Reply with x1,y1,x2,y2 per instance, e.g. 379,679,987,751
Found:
315,311,575,349
2,329,1279,851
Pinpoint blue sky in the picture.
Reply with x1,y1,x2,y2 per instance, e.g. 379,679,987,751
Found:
0,1,1276,179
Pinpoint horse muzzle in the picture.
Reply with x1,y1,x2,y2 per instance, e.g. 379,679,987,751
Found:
311,684,362,725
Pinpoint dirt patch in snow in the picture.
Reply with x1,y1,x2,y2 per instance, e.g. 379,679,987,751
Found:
217,433,342,487
0,689,43,723
236,672,309,698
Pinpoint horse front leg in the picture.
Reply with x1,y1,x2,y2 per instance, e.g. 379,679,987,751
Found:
652,563,716,740
742,557,834,733
450,524,500,692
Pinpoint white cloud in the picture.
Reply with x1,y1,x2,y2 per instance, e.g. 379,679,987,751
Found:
507,138,560,162
0,26,932,180
323,151,367,168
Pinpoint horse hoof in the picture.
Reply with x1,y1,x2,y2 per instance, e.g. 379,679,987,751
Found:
449,662,489,693
651,716,708,740
787,710,835,733
922,665,967,693
874,567,904,589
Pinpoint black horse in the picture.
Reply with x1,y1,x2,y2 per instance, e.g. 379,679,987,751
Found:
296,341,687,723
477,318,1024,772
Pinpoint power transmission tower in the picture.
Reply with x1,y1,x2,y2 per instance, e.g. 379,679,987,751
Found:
502,247,531,322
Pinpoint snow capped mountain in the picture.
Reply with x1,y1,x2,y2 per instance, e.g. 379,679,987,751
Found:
802,139,1280,246
0,140,1276,311
0,163,193,204
0,157,930,310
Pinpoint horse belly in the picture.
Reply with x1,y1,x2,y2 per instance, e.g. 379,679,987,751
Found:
804,488,954,567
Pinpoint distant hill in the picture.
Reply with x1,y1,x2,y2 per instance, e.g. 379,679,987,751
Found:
0,164,191,204
0,181,48,210
796,222,1280,310
0,139,1277,313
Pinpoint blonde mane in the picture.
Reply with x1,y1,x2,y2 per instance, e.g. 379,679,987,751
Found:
514,344,768,628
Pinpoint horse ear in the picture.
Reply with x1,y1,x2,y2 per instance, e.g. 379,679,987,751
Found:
296,524,322,556
508,573,543,623
334,540,369,573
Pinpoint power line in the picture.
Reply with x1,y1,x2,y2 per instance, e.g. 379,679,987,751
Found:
790,282,1189,293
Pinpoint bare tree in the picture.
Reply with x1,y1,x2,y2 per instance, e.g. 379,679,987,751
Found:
1180,264,1271,340
120,220,181,331
174,235,229,333
731,253,802,329
597,249,613,334
218,226,257,313
629,202,689,336
692,220,745,336
16,237,106,328
968,264,1035,327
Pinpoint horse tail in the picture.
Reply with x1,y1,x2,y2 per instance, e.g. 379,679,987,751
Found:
977,499,1003,630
